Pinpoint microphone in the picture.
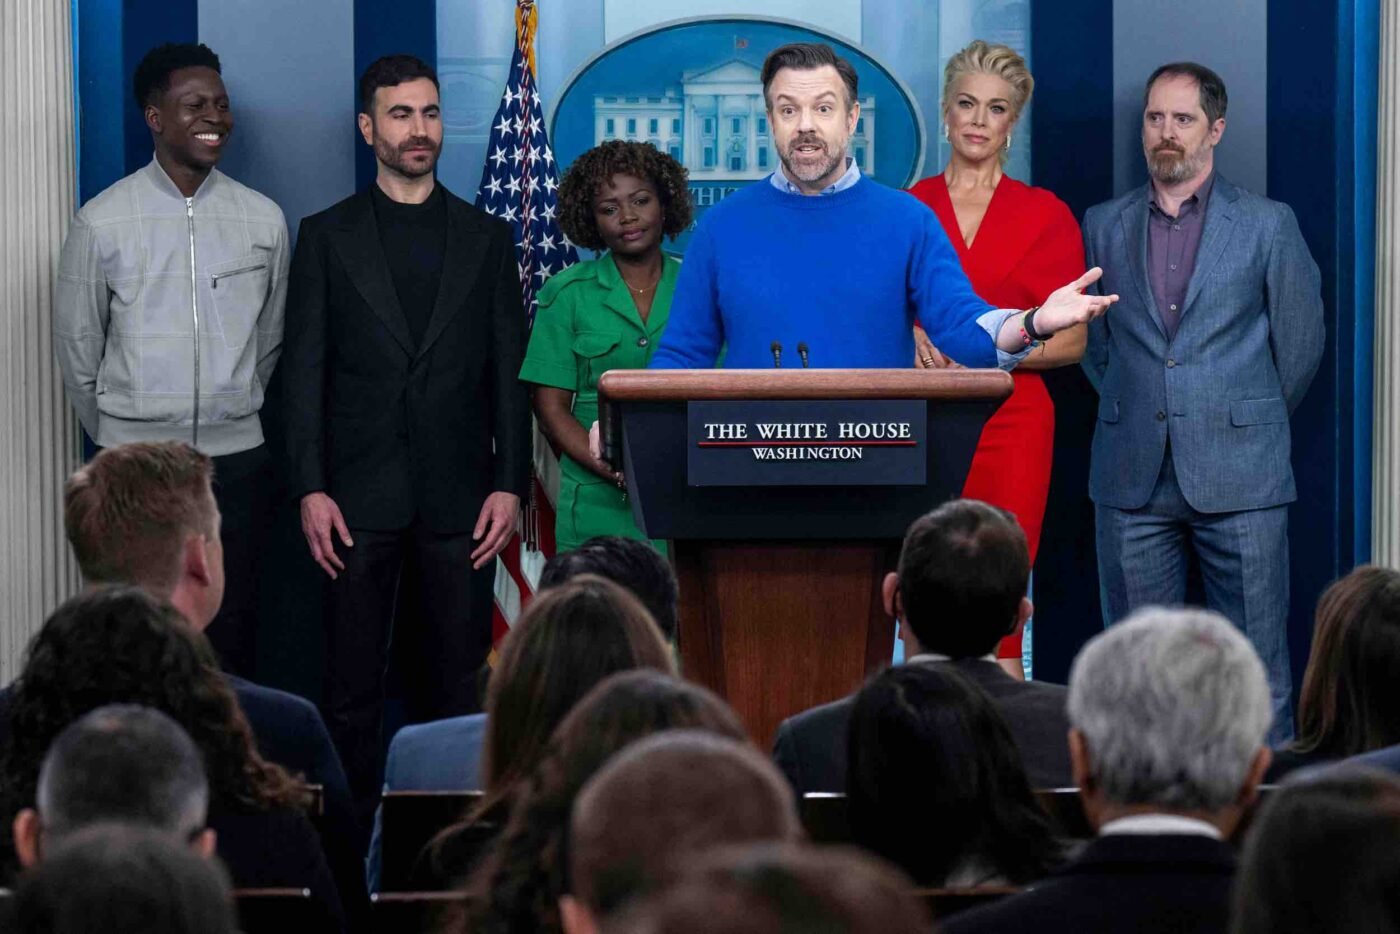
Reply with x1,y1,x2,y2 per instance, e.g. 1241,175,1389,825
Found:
771,341,783,368
797,342,810,368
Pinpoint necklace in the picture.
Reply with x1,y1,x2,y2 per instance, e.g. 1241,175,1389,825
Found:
625,274,660,295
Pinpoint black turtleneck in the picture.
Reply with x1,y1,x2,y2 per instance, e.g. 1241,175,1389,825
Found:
371,182,446,348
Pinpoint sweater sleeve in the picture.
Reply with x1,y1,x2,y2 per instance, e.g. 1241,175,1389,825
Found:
649,222,723,369
909,211,998,368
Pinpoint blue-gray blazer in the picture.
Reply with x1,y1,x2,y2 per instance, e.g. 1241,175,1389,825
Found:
1081,175,1324,513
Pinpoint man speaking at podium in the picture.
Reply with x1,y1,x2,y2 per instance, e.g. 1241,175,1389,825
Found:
649,42,1114,371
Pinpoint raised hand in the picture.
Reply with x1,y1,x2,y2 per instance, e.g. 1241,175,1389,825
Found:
1033,266,1119,334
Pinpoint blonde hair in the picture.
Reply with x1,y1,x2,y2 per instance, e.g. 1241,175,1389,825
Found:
941,40,1034,122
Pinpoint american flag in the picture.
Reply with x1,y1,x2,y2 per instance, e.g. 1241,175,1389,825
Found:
475,0,576,639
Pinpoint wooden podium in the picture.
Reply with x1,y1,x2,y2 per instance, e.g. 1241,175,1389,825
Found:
598,369,1012,748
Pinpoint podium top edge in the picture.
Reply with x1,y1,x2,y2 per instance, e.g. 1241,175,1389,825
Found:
597,368,1015,402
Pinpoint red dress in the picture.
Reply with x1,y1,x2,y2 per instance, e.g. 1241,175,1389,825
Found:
907,174,1086,659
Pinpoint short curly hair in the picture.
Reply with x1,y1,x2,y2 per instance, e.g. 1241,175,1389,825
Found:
556,141,692,251
0,587,308,879
133,43,221,110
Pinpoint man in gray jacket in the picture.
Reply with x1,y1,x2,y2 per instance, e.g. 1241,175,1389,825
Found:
53,43,289,677
1082,62,1324,742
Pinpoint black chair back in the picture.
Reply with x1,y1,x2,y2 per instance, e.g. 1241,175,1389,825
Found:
798,793,852,844
916,885,1021,920
380,791,499,891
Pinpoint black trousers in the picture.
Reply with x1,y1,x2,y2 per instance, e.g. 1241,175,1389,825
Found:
323,518,494,814
204,444,274,678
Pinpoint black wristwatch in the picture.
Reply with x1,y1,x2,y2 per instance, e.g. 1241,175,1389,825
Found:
1023,306,1051,342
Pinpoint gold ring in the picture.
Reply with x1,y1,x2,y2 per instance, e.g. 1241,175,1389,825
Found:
921,356,936,367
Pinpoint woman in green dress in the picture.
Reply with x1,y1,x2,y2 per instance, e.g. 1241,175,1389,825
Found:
519,141,692,552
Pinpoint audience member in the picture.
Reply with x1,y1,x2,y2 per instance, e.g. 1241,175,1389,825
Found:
944,607,1273,934
370,575,674,889
605,843,930,934
539,536,680,641
11,705,213,867
847,664,1063,886
7,823,237,934
56,442,366,919
1268,566,1400,780
0,588,345,932
772,499,1072,793
560,732,801,934
1231,768,1400,934
462,670,747,934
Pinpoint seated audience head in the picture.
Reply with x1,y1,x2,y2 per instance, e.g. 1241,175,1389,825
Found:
12,704,213,868
540,537,680,642
63,442,222,629
464,671,746,934
1067,607,1272,833
606,844,930,934
1231,768,1400,934
482,574,675,807
1293,566,1400,760
0,586,305,861
7,823,236,934
561,732,800,934
846,664,1061,886
887,499,1031,658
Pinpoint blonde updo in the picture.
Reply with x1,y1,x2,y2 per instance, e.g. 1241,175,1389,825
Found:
940,40,1034,122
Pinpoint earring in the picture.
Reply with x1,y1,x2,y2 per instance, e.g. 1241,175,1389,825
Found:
1004,132,1012,152
942,122,950,141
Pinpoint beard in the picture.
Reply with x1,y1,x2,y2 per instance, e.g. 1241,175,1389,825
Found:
1146,141,1209,184
375,134,441,179
779,132,847,185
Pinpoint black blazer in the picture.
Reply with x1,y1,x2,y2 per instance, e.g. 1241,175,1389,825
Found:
771,658,1073,793
942,834,1237,934
283,185,530,533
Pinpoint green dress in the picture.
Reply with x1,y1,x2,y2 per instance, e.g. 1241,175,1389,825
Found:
519,252,680,553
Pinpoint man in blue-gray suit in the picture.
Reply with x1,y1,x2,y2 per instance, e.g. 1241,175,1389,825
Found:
1082,62,1324,742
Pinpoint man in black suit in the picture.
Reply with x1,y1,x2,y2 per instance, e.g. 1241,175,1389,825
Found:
772,499,1073,793
945,608,1274,934
282,55,529,814
53,441,367,925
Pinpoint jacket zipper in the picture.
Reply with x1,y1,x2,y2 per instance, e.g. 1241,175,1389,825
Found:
211,262,268,288
186,197,201,448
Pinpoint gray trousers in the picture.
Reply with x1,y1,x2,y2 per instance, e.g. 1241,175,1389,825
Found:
1096,453,1294,745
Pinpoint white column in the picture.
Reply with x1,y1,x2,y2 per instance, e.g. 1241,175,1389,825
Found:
1,0,82,681
1378,0,1400,568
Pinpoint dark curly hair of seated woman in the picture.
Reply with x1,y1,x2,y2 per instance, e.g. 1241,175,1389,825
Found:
0,586,338,929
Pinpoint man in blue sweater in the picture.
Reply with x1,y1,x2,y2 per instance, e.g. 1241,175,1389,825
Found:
650,43,1112,370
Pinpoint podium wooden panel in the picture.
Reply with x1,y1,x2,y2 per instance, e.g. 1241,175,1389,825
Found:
600,369,1011,748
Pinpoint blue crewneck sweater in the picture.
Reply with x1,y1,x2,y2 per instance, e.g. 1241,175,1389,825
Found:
649,175,997,370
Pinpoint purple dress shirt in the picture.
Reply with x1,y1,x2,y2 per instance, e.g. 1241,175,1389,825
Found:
1147,172,1214,338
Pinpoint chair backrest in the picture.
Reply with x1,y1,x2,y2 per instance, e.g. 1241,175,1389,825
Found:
370,890,471,933
233,887,317,934
1034,788,1092,839
798,793,852,844
914,886,1021,920
304,783,324,819
379,791,498,891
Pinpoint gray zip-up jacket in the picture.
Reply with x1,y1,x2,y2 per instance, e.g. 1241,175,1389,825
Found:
54,159,289,455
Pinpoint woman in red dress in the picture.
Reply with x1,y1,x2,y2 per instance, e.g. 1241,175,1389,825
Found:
908,40,1087,678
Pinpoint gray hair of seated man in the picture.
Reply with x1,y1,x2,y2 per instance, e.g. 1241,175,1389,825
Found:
1067,607,1271,811
37,703,208,845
